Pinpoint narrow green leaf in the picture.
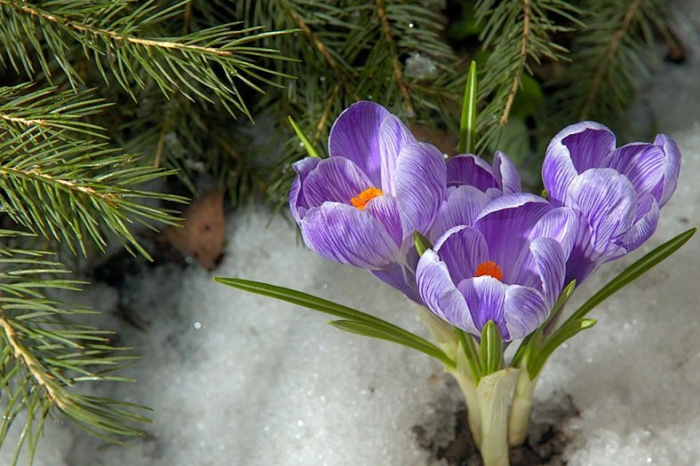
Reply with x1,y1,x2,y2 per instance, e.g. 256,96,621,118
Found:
528,319,596,379
214,277,453,367
288,116,320,159
458,61,478,154
329,320,453,366
480,320,503,376
568,228,696,323
413,231,432,257
455,328,481,382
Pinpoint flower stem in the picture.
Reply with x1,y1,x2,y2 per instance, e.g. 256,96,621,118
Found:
477,368,519,466
446,354,483,448
508,365,537,446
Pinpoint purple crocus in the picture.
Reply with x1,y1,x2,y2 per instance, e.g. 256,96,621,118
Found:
416,194,577,341
431,152,521,240
289,101,447,302
542,122,681,283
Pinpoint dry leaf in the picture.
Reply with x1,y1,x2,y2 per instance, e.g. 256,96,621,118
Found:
163,189,225,270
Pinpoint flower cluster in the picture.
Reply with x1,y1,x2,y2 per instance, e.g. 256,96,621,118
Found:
290,102,680,342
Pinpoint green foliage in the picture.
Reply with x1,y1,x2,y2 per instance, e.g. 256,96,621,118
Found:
0,232,149,465
474,0,581,152
214,277,454,367
543,0,670,132
0,1,293,461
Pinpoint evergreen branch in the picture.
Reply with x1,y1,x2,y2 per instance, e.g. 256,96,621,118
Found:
0,242,148,463
475,0,580,150
500,0,532,126
0,0,294,117
0,309,65,409
0,125,183,257
544,0,667,130
0,84,110,140
579,0,642,120
375,0,415,116
286,8,343,74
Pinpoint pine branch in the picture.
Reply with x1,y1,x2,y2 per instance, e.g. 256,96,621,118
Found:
375,0,415,116
0,0,293,118
475,0,580,151
0,85,183,258
543,0,668,130
0,238,148,465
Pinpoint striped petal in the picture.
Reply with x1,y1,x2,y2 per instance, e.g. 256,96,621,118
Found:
301,203,399,269
417,250,478,335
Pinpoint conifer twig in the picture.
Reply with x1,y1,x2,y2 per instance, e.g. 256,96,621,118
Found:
0,308,66,409
580,0,642,119
375,0,415,116
500,0,531,126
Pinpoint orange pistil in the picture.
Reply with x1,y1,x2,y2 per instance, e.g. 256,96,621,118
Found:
350,187,383,210
475,261,503,281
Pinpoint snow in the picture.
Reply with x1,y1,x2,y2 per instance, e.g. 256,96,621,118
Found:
2,1,700,465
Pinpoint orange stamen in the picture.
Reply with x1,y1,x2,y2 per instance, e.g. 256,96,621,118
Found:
350,187,383,210
475,261,503,281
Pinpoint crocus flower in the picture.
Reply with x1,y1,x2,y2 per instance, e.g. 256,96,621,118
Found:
431,152,521,240
542,122,681,282
416,194,577,341
289,101,447,301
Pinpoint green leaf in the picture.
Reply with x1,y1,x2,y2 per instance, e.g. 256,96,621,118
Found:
455,328,482,382
480,321,503,376
568,228,696,323
288,116,321,159
214,277,454,367
527,319,596,379
329,320,452,365
413,231,432,257
459,61,478,154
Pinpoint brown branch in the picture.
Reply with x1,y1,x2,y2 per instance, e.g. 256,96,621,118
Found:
375,0,415,116
580,0,643,120
0,113,47,128
313,83,341,144
499,0,531,126
287,8,342,72
0,308,66,409
2,0,238,58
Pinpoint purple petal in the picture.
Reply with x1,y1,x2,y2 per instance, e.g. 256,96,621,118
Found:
458,277,508,339
395,142,447,236
528,207,579,259
417,250,478,334
620,194,659,252
529,237,566,308
543,122,616,202
433,226,489,285
503,286,548,341
447,154,499,191
289,157,321,223
493,151,522,195
474,194,552,283
653,134,681,207
565,169,637,248
378,115,419,194
371,257,422,304
328,101,391,187
364,195,403,247
609,143,666,199
430,185,491,241
303,157,374,207
301,203,399,269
